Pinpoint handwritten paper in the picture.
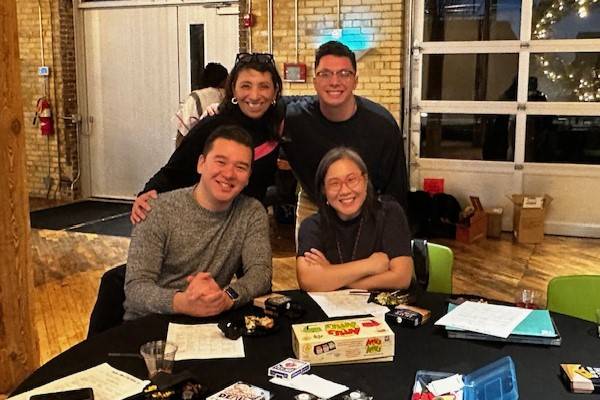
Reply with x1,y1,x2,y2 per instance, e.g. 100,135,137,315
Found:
8,363,148,400
435,301,532,338
166,323,244,360
308,289,389,318
271,374,349,399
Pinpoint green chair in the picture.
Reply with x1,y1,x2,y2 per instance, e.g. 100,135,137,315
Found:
546,275,600,322
412,239,454,294
427,242,454,294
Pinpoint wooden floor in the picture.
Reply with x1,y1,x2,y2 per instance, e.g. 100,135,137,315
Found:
28,207,600,368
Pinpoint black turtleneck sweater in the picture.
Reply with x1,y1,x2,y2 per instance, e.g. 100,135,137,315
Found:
141,107,279,203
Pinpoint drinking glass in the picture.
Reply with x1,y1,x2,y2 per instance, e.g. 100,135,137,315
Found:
139,340,178,378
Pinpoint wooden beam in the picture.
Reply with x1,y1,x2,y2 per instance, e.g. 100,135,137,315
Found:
0,0,40,393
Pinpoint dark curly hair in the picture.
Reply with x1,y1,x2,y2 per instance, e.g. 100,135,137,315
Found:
218,54,283,141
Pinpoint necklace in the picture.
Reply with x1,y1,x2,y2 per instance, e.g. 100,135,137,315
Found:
336,215,364,263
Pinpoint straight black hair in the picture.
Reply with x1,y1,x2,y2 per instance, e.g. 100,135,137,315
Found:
202,124,255,165
314,147,378,226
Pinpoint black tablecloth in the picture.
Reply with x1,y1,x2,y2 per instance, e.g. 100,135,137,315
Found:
13,291,600,399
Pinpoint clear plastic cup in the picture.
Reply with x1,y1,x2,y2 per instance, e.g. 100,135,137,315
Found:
139,340,178,378
515,288,539,309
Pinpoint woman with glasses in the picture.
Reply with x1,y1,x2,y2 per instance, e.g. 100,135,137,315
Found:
296,147,414,292
131,53,283,223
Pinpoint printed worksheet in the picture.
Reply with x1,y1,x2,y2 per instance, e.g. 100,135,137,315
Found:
8,363,148,400
435,301,532,338
308,289,389,318
166,323,245,360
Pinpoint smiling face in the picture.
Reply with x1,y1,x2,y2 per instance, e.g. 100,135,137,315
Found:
233,68,277,119
196,138,252,211
324,158,367,221
313,55,358,119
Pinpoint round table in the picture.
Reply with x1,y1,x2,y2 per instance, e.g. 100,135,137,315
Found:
13,291,600,399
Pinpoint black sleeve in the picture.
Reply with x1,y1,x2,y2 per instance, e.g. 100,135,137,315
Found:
380,201,412,258
141,117,218,195
297,215,324,257
281,95,312,106
380,120,409,213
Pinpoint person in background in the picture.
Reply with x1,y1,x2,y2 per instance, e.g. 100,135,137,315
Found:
173,62,228,147
124,126,272,320
131,53,283,224
296,147,413,292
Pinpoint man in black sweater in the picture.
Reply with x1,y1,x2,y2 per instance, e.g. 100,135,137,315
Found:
284,41,408,237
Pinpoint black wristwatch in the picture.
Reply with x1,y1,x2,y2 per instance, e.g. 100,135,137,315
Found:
224,286,239,302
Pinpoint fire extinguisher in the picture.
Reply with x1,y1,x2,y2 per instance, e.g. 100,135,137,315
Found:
34,97,54,136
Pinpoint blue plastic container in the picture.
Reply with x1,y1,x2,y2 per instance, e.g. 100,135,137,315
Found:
463,356,518,400
413,356,519,400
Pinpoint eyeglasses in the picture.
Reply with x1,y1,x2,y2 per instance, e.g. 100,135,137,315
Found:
315,69,356,80
325,173,365,193
235,52,275,66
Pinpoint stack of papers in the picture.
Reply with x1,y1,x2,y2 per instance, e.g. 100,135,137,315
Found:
436,301,561,345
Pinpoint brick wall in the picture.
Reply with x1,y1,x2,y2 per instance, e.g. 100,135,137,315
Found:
240,0,404,122
17,0,78,200
16,0,403,201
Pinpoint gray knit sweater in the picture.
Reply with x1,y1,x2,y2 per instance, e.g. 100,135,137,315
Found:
123,187,272,320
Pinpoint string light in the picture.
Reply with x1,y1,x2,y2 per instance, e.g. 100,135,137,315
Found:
532,0,599,102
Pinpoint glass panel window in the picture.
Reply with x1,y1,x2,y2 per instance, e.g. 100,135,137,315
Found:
422,53,519,100
420,113,516,160
189,24,205,91
529,52,600,102
424,0,521,41
532,0,600,40
525,115,600,164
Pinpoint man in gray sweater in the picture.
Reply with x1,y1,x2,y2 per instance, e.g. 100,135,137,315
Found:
124,125,272,320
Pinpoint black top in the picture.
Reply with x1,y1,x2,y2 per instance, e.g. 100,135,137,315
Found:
297,200,412,263
13,290,600,399
281,95,408,212
141,107,279,203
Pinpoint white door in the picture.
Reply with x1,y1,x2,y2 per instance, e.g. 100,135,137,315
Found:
177,5,238,102
81,2,238,199
408,0,600,237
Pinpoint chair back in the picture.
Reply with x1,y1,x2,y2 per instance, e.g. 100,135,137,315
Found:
87,264,126,338
411,239,453,294
546,275,600,322
411,238,429,289
427,242,453,294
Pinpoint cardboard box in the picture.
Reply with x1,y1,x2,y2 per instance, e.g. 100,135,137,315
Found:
485,207,504,238
456,196,487,243
509,194,553,244
291,317,394,365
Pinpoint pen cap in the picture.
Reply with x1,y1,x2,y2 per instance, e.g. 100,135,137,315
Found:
463,356,518,400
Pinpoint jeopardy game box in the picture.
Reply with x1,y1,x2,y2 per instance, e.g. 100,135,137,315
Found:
291,317,394,365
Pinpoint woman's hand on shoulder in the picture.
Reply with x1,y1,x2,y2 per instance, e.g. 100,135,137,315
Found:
368,252,390,274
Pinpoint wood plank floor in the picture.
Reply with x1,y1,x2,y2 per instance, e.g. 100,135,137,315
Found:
28,216,600,369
